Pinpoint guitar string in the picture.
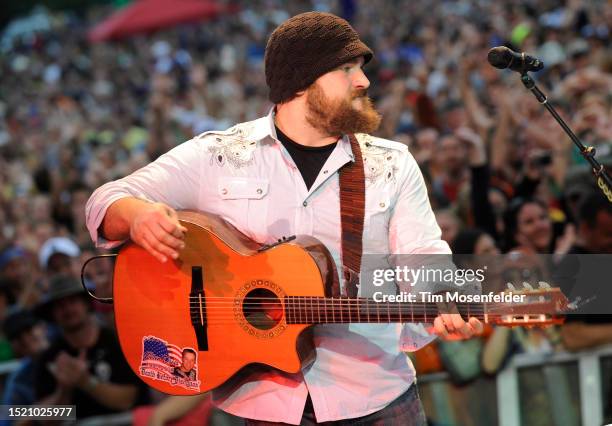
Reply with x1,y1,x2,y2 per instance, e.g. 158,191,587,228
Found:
169,315,534,325
187,301,545,312
186,305,492,311
184,302,493,310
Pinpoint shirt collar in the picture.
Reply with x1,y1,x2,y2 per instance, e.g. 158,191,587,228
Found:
259,107,355,162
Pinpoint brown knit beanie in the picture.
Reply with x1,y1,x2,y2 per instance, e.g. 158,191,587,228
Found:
265,12,373,104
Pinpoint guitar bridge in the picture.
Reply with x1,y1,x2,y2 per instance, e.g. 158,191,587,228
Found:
189,266,208,351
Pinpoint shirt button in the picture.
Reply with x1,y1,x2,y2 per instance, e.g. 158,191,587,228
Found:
303,201,308,207
256,188,263,194
379,202,386,208
221,188,228,195
323,170,328,174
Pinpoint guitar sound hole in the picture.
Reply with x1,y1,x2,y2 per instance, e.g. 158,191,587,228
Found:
243,288,283,330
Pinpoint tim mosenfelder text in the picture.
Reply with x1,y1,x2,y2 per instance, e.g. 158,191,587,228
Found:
372,291,526,303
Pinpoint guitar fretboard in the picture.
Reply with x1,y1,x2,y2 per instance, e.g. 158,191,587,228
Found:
283,296,487,324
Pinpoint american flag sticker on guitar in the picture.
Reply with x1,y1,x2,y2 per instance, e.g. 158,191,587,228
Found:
139,336,201,391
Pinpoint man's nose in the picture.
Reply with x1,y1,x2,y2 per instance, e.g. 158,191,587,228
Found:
352,68,370,90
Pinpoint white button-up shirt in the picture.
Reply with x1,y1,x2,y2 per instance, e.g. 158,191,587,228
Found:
85,109,452,424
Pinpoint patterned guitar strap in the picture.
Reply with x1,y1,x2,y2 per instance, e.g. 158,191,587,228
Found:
337,134,366,298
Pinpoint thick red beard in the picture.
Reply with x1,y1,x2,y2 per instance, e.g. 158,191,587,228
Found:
305,83,382,137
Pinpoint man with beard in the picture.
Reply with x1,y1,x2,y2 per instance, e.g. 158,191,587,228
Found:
32,275,148,418
86,12,481,425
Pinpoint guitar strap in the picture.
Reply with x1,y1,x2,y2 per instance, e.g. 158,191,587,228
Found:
337,134,365,298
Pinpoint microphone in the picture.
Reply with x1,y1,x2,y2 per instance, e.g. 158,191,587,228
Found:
487,46,544,73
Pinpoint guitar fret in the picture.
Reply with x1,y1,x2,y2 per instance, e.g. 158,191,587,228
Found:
324,297,328,324
312,297,316,324
366,298,370,323
317,297,321,324
331,297,335,323
357,298,361,323
399,301,402,323
310,296,314,324
346,298,350,323
347,297,351,322
311,297,314,323
339,298,343,323
345,298,348,323
376,301,380,323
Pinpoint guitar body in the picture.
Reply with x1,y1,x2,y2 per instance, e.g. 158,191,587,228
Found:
113,211,336,395
111,211,569,395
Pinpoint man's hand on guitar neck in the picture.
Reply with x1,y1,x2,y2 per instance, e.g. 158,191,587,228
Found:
102,198,187,263
433,314,483,340
432,301,484,340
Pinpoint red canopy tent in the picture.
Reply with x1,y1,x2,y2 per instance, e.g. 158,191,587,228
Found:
88,0,233,42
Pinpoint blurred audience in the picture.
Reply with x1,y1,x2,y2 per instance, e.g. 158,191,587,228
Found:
1,309,48,408
0,0,610,422
32,274,148,418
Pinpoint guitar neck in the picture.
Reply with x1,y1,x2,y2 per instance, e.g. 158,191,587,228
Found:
283,296,487,324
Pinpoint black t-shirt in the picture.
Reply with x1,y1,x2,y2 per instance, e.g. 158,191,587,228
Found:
275,126,337,190
34,326,149,418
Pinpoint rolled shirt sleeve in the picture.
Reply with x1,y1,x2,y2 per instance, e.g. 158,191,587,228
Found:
85,138,202,248
388,150,480,351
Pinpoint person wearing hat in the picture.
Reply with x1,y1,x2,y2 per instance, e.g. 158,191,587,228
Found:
32,274,148,418
0,308,49,416
38,236,81,276
86,11,482,424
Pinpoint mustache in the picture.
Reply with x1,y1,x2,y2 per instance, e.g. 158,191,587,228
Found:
352,89,369,99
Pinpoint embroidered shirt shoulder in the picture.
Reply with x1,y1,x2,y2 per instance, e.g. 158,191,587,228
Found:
354,133,408,185
194,119,263,168
354,133,408,153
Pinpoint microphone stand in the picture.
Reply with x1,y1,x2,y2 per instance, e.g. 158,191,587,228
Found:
519,72,612,203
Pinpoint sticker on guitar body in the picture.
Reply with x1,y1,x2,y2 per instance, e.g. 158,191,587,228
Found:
139,336,201,391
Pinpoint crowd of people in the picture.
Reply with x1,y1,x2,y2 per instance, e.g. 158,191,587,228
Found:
0,0,611,424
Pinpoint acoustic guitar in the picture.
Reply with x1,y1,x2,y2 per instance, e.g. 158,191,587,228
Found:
110,210,568,395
